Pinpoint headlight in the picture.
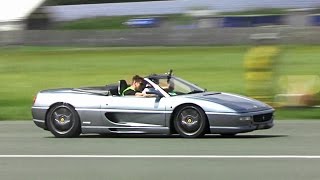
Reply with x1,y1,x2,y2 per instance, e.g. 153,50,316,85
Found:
239,116,252,121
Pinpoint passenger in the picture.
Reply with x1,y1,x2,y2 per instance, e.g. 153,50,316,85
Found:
150,77,176,96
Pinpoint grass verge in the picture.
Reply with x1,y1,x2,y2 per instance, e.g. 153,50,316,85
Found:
0,45,319,120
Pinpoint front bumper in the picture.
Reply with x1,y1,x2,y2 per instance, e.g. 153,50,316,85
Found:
209,121,274,134
206,109,274,134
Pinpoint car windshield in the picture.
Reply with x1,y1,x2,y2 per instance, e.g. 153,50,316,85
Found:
148,76,205,96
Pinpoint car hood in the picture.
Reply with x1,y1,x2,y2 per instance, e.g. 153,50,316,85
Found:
187,92,272,112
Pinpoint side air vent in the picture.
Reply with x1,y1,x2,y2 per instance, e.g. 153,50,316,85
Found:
105,113,119,123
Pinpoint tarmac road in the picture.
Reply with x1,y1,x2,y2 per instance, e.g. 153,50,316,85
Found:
0,120,320,180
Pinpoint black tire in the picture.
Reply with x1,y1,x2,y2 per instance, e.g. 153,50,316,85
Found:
46,104,81,138
173,105,208,138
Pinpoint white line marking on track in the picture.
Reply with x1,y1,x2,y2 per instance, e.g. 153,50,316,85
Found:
0,155,320,159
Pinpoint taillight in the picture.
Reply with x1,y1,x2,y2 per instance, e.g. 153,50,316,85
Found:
33,95,37,104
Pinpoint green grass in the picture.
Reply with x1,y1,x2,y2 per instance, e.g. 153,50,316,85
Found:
54,16,130,30
0,45,320,120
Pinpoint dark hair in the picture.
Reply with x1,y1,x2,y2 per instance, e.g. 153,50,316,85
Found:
132,75,144,83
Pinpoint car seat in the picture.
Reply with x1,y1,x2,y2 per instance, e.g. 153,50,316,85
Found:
118,80,128,96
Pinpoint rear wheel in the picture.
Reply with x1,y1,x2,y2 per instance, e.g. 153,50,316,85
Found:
174,105,208,138
46,104,81,138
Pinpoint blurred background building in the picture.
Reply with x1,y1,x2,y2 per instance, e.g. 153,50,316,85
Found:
0,0,46,31
45,0,319,20
1,0,320,50
1,0,320,31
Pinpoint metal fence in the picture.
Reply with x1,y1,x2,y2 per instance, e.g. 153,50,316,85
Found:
1,27,320,46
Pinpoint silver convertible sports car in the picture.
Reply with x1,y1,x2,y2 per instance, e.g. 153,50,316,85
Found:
32,71,274,138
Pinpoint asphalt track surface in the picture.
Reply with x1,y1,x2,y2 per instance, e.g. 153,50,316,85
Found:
0,120,320,180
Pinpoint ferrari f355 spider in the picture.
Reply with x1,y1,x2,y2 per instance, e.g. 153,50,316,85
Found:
32,71,274,138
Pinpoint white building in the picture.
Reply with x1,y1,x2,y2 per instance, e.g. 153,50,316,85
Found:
0,0,45,31
46,0,320,21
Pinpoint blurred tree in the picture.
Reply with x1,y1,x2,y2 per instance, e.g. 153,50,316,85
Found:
45,0,168,6
244,45,280,105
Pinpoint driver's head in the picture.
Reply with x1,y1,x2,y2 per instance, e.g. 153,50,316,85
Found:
131,75,144,91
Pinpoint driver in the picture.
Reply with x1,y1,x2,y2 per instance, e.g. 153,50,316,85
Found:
122,75,145,96
122,75,155,97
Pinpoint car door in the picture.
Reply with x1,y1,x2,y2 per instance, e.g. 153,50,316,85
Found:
100,96,167,127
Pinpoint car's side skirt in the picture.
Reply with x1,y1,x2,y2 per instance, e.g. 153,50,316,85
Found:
81,126,170,134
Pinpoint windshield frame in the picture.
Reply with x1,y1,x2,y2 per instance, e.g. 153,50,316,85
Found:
143,78,170,98
144,76,205,97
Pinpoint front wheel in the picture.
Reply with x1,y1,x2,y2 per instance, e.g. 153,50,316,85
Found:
46,104,81,138
174,105,208,138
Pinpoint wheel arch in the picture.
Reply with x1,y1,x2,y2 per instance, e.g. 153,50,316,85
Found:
45,102,79,128
169,103,209,134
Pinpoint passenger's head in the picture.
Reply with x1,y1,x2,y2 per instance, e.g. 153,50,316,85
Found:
131,75,144,91
150,78,159,85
